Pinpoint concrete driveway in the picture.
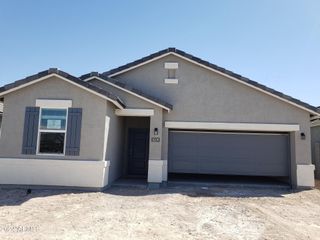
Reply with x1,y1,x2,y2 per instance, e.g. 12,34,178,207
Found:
0,185,319,240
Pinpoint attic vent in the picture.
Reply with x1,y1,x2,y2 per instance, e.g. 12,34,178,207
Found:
164,62,178,84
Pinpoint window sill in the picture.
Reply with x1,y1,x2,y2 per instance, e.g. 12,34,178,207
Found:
36,153,65,157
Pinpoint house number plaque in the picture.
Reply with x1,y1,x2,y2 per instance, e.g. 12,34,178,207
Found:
151,137,160,142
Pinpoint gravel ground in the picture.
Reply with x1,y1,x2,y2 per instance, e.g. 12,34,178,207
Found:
0,185,319,240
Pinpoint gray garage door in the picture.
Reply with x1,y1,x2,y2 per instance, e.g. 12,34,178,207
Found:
168,131,290,177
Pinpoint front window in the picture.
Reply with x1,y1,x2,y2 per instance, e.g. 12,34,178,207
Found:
38,108,67,154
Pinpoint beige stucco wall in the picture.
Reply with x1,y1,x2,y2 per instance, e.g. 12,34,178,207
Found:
311,125,320,178
105,101,124,183
88,79,164,162
0,158,108,188
88,79,165,182
111,54,312,168
311,125,320,161
0,53,313,187
0,76,108,161
89,79,160,109
0,114,2,137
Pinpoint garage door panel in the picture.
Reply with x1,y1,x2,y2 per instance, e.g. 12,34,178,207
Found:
170,160,198,173
197,161,288,176
168,131,289,177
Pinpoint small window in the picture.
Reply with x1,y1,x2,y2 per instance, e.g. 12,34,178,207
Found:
164,62,179,84
38,108,67,154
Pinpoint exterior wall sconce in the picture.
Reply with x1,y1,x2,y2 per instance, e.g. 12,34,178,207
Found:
300,132,306,140
154,128,158,135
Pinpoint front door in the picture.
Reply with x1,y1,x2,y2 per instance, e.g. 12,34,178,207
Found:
128,128,149,176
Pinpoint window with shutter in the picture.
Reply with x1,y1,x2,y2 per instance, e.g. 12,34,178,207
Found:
22,107,40,154
65,108,82,156
22,100,82,156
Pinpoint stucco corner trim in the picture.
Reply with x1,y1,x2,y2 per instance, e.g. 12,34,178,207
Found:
115,109,154,117
148,160,166,166
102,117,110,162
148,160,166,183
36,99,72,108
296,164,315,187
164,121,300,132
104,160,111,167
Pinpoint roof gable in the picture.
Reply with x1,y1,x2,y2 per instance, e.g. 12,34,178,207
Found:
0,69,125,109
101,48,319,116
81,73,173,111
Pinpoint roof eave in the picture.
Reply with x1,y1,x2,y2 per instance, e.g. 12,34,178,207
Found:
0,70,125,110
82,75,173,111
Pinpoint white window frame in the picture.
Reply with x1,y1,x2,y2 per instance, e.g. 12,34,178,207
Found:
164,62,179,84
36,99,72,108
164,62,179,69
35,100,71,156
164,78,179,84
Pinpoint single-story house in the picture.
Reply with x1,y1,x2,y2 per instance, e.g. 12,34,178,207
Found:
311,111,320,178
0,48,318,189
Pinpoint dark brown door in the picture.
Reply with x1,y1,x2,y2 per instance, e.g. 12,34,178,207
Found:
128,128,149,176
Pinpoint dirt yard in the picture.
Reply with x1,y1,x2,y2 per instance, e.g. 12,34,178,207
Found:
0,185,319,240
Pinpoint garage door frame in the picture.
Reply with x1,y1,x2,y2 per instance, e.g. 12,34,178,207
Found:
168,129,292,185
165,121,300,185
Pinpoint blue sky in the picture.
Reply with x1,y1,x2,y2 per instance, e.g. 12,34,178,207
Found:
0,0,319,106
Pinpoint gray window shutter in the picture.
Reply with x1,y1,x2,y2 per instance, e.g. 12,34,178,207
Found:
22,107,40,154
65,108,82,156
